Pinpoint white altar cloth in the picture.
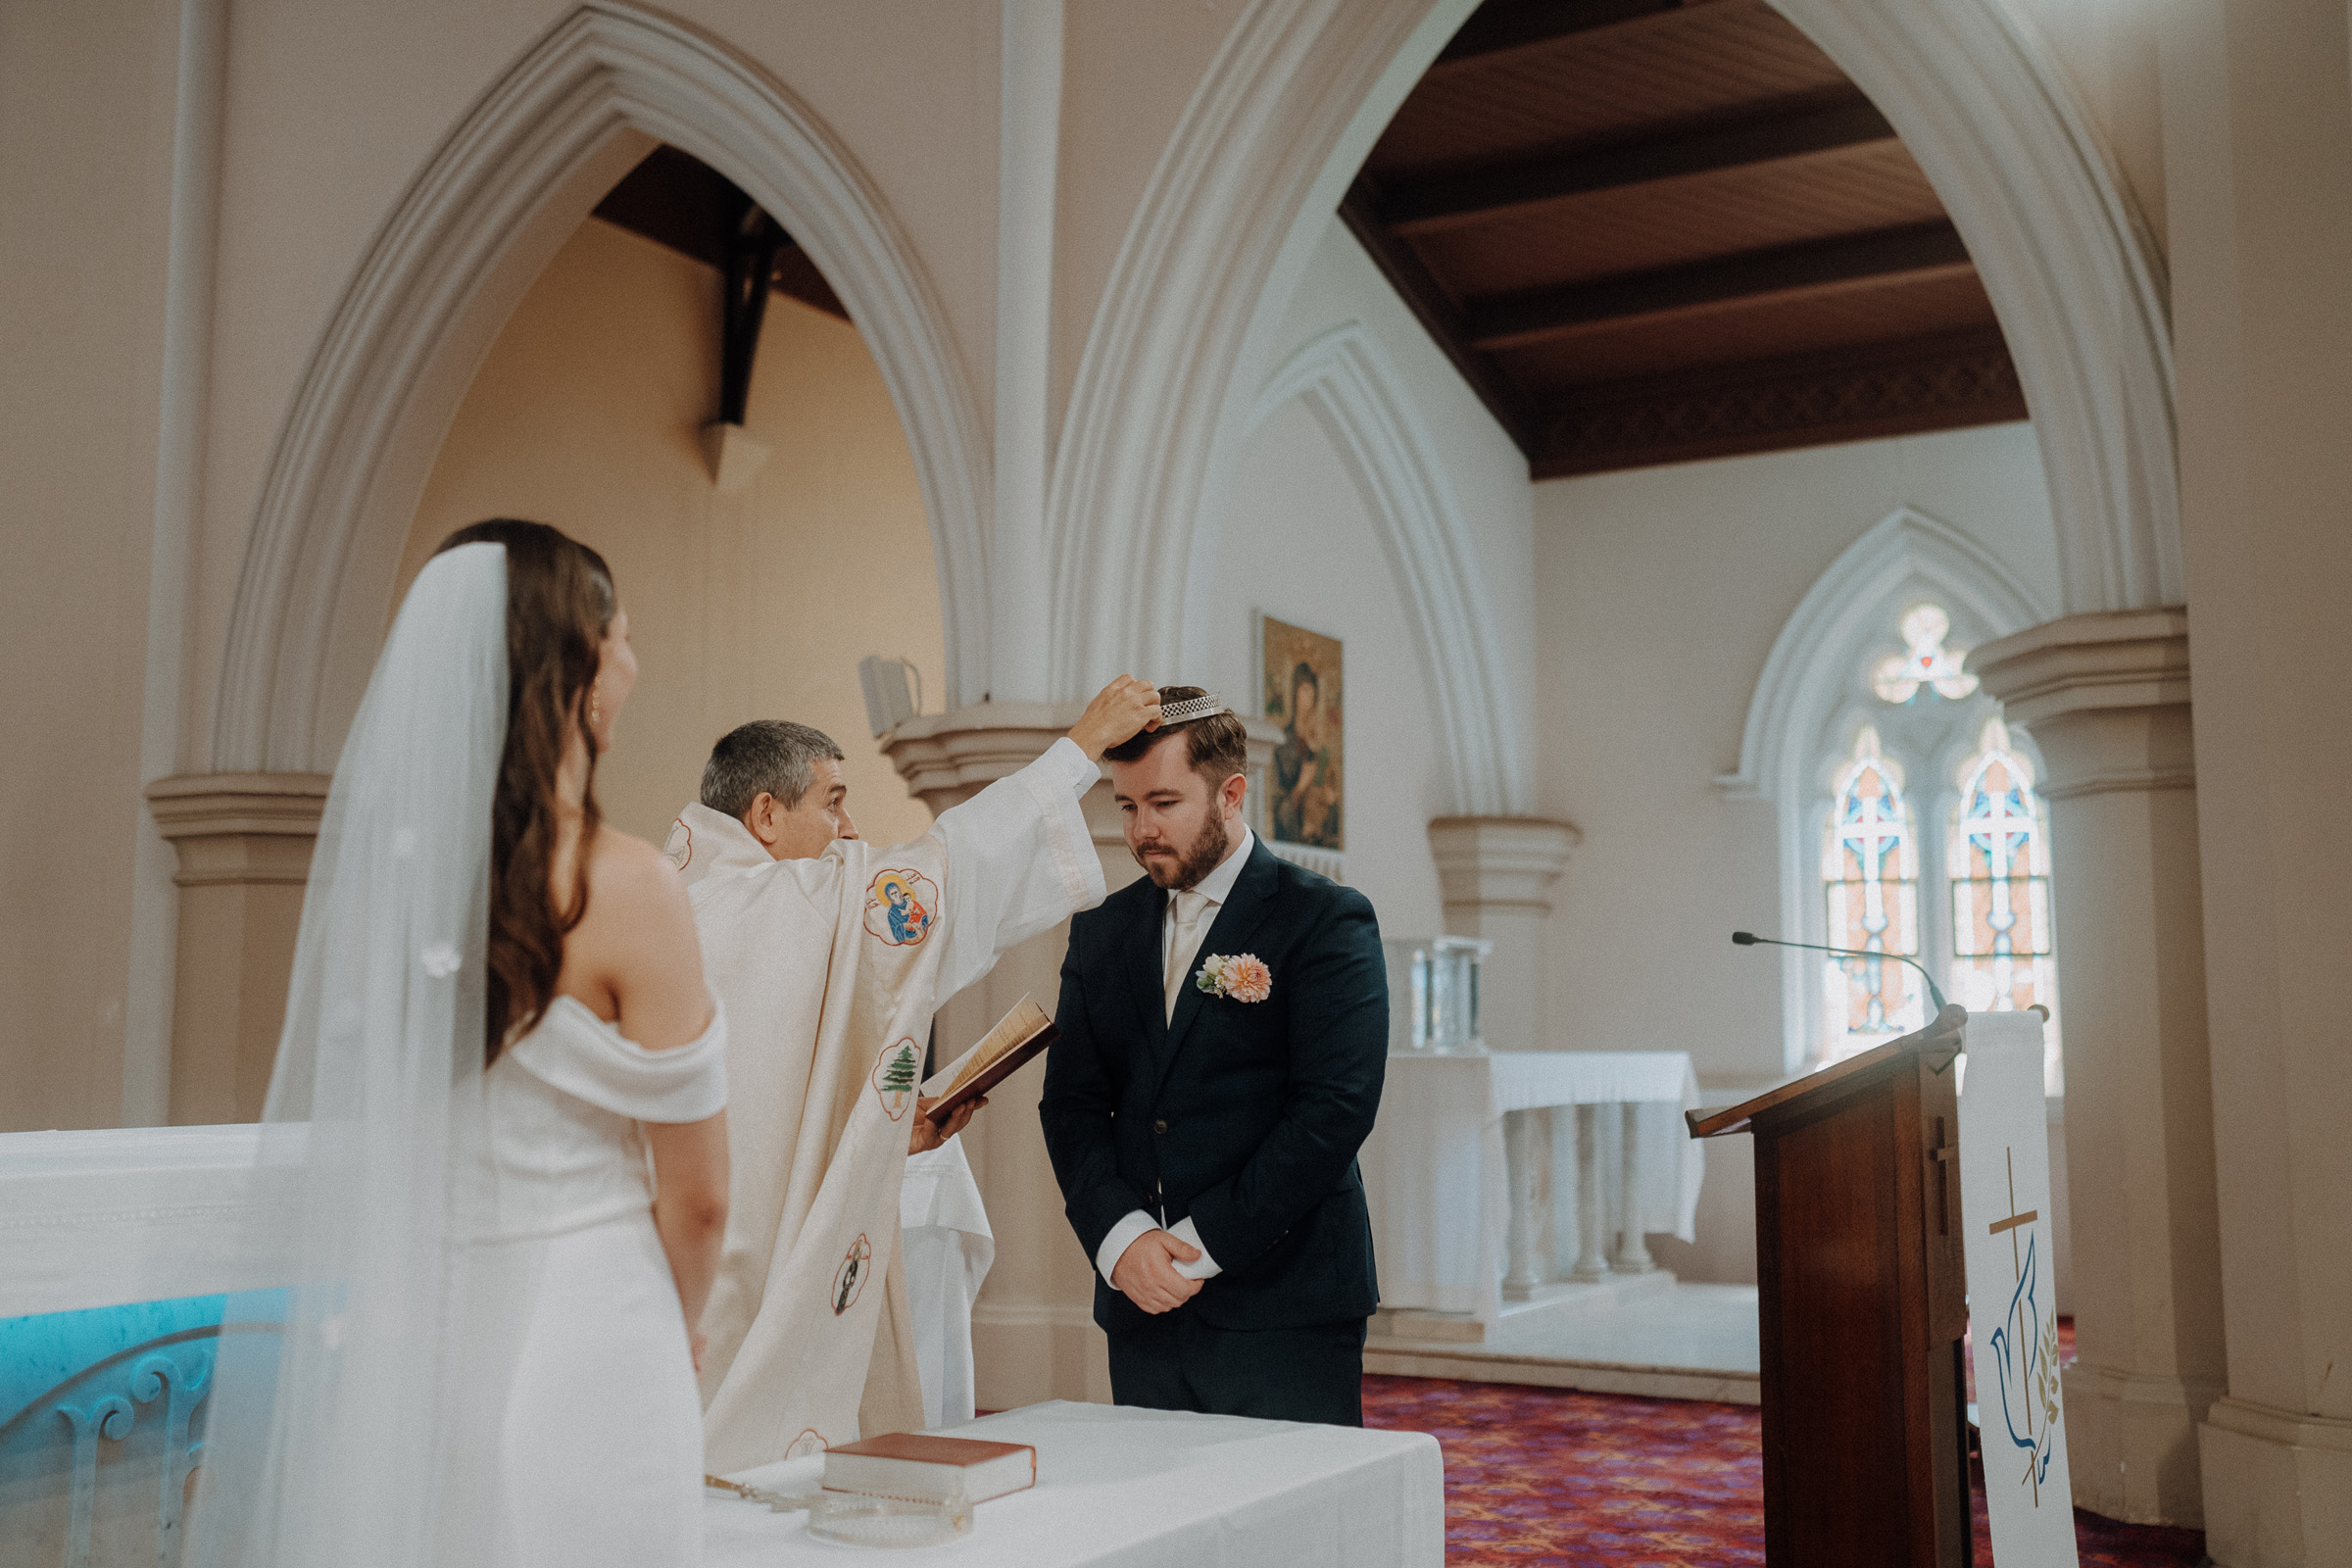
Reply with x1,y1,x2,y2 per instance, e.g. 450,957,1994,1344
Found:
1360,1051,1704,1320
706,1400,1444,1568
900,1135,993,1428
0,1124,295,1317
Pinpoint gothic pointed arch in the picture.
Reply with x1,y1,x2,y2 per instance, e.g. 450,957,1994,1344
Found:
1720,506,2048,806
1248,322,1524,814
1047,0,2179,706
213,2,988,773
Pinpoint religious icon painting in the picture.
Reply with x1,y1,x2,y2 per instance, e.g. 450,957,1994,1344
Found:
1260,614,1344,851
862,868,938,946
662,816,694,870
832,1233,872,1316
871,1038,921,1121
785,1430,827,1459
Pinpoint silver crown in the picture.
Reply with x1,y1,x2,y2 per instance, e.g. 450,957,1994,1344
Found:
1157,694,1228,724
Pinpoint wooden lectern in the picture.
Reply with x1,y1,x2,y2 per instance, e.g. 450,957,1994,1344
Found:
1690,1004,1972,1567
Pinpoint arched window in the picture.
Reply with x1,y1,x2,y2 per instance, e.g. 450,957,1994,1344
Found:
1811,606,2065,1083
1822,727,1924,1057
1949,719,2062,1090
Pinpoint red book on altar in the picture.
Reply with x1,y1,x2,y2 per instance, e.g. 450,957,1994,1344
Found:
821,1432,1038,1505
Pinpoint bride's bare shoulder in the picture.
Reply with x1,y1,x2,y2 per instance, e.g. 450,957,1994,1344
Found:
583,825,687,906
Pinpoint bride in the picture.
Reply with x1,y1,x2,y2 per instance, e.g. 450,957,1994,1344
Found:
197,520,728,1568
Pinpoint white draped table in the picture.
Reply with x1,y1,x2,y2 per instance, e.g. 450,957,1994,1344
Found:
706,1400,1444,1568
1359,1052,1705,1325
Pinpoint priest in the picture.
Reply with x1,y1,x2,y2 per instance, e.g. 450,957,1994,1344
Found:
669,677,1157,1471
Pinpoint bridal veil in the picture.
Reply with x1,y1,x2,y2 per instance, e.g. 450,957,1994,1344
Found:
192,542,509,1566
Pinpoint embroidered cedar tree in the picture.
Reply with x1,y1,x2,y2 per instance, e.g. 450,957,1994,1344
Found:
881,1046,918,1096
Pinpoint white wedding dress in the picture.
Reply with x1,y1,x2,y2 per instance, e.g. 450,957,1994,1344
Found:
187,543,729,1568
442,996,729,1568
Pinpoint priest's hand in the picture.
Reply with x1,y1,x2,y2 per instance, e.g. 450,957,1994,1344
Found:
909,1095,983,1154
1067,676,1162,761
1109,1229,1203,1314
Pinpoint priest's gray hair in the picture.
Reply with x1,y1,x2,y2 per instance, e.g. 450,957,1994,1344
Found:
701,720,846,818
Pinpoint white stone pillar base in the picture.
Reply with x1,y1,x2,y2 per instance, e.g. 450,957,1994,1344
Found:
2198,1396,2352,1567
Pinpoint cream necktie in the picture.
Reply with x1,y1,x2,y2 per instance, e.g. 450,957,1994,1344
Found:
1164,888,1208,1023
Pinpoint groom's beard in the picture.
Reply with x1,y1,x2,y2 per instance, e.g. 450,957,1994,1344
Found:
1135,814,1232,891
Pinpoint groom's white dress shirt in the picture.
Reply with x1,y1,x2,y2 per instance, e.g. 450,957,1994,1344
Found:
1096,826,1256,1289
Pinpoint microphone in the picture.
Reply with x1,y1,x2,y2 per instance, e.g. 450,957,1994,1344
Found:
1732,930,1949,1013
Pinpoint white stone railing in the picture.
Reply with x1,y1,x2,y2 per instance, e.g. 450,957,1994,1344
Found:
1,1125,294,1568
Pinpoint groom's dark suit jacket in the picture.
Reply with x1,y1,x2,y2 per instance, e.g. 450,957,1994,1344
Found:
1040,838,1388,1336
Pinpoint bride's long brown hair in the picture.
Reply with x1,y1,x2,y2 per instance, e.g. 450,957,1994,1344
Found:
434,519,615,1061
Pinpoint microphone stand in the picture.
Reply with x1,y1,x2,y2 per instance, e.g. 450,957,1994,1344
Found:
1732,929,1950,1013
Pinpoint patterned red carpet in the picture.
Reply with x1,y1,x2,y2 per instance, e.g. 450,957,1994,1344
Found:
1361,1362,2209,1566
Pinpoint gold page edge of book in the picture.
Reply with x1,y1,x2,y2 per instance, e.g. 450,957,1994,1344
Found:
941,998,1050,1101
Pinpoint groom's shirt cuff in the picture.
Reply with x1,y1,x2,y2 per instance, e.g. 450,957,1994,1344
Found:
1098,1209,1223,1288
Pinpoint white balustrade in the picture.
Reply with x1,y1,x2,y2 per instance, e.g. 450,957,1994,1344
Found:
1361,1052,1707,1329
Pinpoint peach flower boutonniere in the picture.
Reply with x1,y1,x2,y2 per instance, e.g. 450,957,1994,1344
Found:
1195,953,1273,1004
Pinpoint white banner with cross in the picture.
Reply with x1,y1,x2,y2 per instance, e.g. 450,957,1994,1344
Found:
1959,1008,2078,1565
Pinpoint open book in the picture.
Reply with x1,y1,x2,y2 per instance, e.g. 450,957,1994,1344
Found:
923,996,1057,1125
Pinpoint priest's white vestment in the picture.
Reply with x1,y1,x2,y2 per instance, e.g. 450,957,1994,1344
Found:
669,740,1103,1471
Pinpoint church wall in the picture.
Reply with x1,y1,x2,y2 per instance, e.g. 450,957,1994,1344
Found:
1193,212,1542,970
0,0,179,1132
1049,0,1253,437
1202,402,1449,943
395,216,948,855
1530,421,2061,1282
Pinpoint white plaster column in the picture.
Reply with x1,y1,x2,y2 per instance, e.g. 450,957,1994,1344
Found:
2159,3,2352,1555
143,773,330,1125
123,0,229,1128
985,0,1062,706
1973,611,2222,1528
1425,817,1578,1052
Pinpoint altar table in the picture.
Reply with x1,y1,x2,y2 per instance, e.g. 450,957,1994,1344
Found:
1359,1051,1705,1324
706,1400,1444,1568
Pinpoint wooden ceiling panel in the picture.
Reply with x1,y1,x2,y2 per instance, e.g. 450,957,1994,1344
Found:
1371,1,1842,179
1491,269,2001,390
1400,139,1943,299
1347,0,2022,473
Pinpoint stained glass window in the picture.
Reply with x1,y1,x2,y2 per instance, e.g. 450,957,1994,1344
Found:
1949,719,2063,1090
1822,727,1925,1058
1872,603,1980,704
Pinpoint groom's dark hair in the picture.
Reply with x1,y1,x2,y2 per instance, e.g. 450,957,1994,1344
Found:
1102,685,1248,791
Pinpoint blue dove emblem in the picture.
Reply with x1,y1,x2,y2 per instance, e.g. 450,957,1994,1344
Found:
1988,1230,2058,1492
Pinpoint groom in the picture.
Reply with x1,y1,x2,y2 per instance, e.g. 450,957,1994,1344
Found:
1039,687,1388,1425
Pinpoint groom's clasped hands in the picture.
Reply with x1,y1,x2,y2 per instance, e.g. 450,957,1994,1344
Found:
1110,1228,1205,1313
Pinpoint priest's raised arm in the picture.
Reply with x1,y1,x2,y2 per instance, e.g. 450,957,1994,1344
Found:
670,678,1158,1471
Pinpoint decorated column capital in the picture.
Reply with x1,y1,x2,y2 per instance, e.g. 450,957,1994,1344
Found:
143,772,332,1125
145,771,334,885
1971,609,2191,800
1426,816,1581,915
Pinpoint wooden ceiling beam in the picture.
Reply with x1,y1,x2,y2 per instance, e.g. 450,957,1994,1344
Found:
1385,91,1894,233
1465,220,1973,350
1434,0,1736,67
1341,180,1541,454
